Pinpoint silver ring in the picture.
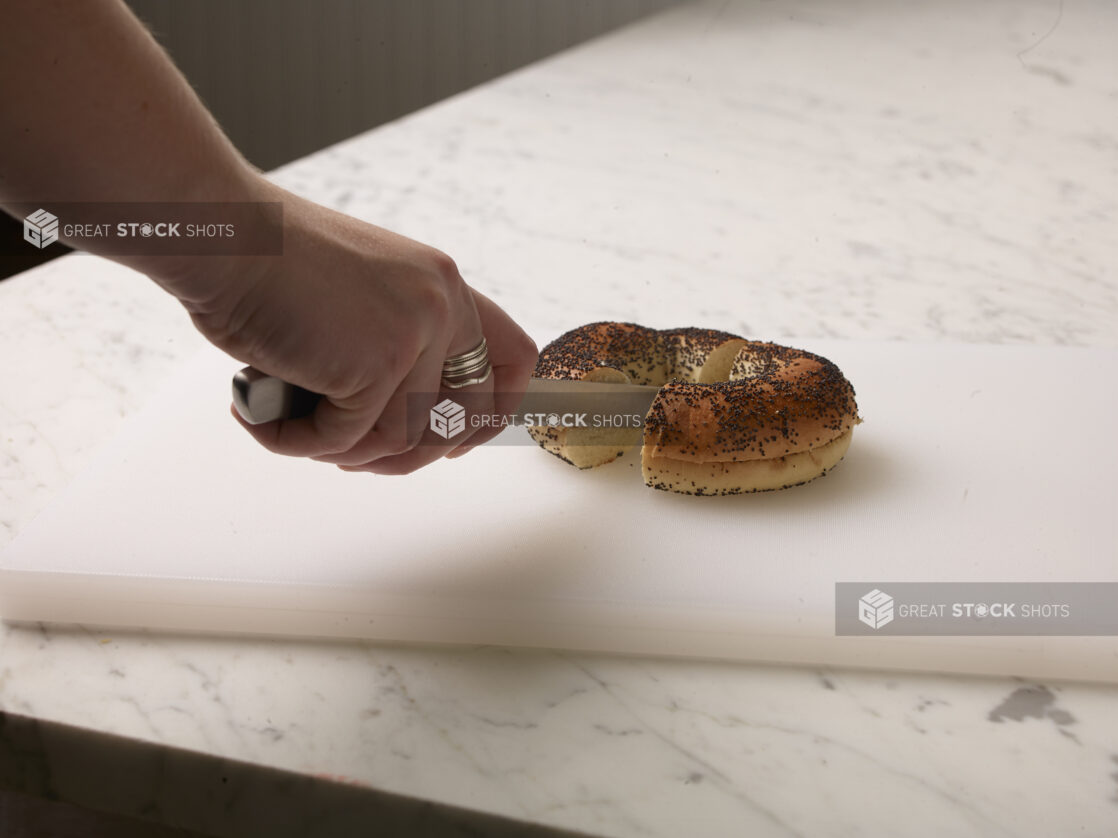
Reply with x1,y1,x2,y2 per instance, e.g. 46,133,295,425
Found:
442,364,492,389
442,337,491,388
443,338,488,372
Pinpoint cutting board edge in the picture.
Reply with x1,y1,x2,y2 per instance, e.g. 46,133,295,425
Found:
2,569,1115,685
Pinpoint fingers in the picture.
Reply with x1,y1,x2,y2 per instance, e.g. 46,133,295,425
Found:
318,351,495,471
444,288,538,459
471,287,538,416
305,347,444,466
439,360,512,459
335,290,536,473
231,376,399,459
322,291,498,473
353,370,495,474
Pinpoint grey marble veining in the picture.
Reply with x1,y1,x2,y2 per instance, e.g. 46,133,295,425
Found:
1,1,1117,836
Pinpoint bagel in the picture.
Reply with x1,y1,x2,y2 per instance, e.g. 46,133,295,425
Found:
528,322,860,495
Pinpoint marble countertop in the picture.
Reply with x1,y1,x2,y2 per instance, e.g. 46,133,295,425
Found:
2,0,1116,835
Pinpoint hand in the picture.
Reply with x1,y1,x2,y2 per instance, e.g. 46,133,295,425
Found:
0,0,538,473
159,179,537,473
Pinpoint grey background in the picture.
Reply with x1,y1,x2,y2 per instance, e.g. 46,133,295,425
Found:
125,0,680,171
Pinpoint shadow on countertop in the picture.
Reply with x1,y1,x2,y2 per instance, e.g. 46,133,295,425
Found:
0,710,593,838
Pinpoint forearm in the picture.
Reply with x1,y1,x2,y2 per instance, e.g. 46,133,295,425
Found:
0,0,269,303
0,2,381,334
0,0,252,204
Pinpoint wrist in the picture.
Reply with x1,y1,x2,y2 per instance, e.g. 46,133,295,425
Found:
119,169,285,310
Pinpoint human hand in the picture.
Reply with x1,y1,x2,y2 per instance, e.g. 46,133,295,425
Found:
0,0,538,472
157,180,537,473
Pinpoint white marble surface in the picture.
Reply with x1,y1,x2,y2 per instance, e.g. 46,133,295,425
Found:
2,0,1117,835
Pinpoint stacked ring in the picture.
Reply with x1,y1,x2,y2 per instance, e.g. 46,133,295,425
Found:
442,338,492,389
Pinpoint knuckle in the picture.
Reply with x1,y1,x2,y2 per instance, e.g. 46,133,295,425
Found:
424,250,471,318
427,248,460,281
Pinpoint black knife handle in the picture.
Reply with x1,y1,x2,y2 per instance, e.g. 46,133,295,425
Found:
232,367,322,424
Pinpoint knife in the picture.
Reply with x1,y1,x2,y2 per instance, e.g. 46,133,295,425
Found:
231,366,660,425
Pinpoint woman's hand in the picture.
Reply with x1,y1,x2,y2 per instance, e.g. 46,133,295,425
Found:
158,180,537,473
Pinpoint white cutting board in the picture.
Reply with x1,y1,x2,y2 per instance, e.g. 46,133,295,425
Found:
2,340,1116,683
